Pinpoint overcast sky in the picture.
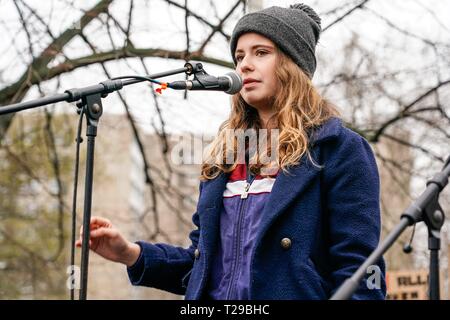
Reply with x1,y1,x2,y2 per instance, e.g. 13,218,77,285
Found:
1,0,449,136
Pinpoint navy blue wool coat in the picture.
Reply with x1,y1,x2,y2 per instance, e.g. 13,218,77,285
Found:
128,117,387,300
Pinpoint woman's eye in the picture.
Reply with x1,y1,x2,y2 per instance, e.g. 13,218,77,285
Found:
235,51,267,62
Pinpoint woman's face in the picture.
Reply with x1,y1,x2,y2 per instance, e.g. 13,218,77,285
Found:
235,33,278,112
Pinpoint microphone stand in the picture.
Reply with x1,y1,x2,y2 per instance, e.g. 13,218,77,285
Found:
331,155,450,300
0,62,205,300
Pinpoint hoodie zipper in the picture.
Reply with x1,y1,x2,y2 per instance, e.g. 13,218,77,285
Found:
226,166,255,299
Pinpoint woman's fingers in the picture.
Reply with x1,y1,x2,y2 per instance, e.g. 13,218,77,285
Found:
90,216,112,228
76,217,116,250
76,227,115,248
90,228,116,238
79,217,113,237
79,227,116,239
75,239,92,248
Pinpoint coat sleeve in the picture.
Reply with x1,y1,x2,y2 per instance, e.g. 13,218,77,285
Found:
126,182,203,295
322,128,386,300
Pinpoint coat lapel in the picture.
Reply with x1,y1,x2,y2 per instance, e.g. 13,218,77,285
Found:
197,172,229,255
255,117,342,243
256,156,321,242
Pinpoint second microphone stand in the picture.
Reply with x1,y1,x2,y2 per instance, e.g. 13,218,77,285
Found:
331,155,450,300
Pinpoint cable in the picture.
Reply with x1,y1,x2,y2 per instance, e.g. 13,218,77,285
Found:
111,75,169,94
111,75,166,86
403,223,416,254
70,105,85,300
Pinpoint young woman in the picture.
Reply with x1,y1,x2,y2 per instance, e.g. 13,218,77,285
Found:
77,4,386,300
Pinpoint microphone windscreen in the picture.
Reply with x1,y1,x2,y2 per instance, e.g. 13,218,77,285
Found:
225,71,243,94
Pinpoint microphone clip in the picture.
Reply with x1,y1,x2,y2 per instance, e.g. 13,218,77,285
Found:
168,61,242,94
184,62,205,76
184,62,220,89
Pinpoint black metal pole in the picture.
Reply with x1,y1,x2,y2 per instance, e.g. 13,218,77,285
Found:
79,133,96,300
429,235,440,300
0,66,191,116
78,93,102,300
0,93,71,115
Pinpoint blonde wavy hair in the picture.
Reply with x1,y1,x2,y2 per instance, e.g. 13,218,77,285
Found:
200,49,341,181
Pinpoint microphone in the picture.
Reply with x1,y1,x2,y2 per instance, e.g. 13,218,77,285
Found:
168,71,242,94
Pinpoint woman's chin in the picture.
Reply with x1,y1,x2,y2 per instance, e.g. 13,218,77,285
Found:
242,95,263,108
242,97,271,110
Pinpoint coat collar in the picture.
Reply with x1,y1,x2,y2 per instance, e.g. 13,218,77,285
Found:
258,118,343,239
198,117,343,253
309,117,342,146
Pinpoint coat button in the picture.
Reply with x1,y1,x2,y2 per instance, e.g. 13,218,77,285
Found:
194,248,200,259
280,238,292,250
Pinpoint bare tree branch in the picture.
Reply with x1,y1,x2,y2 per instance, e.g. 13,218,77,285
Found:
322,0,371,32
366,7,450,49
164,0,230,40
196,0,244,54
371,79,450,141
43,109,66,261
381,133,445,163
0,0,115,138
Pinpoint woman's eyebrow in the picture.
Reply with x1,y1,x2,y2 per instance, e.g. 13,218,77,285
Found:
235,44,274,54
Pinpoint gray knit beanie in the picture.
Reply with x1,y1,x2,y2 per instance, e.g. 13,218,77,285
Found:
230,3,322,78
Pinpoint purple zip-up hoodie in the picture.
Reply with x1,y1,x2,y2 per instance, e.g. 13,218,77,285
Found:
206,163,278,299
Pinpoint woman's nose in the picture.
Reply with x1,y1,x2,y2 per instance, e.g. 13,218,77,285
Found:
239,56,254,73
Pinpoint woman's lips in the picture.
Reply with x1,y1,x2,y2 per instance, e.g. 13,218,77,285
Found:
243,80,260,88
